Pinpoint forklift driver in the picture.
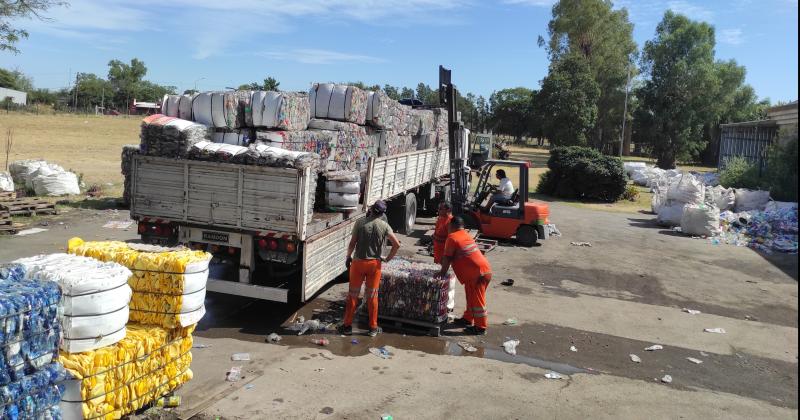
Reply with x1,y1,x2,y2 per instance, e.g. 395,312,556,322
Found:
488,169,514,207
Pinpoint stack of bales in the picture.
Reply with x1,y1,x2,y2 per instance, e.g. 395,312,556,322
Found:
6,240,212,420
0,264,66,419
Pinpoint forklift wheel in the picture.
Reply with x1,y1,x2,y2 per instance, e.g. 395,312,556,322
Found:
516,225,538,247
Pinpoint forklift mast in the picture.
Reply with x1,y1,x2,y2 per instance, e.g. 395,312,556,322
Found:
439,65,470,216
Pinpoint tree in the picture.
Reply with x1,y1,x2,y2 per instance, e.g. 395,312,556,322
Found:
1,0,67,53
0,67,32,90
541,0,638,150
383,84,400,100
70,72,111,109
263,76,279,91
534,54,600,146
137,80,176,102
633,11,718,168
183,89,198,95
415,83,438,105
27,87,58,104
237,82,261,90
107,58,147,109
489,87,536,143
400,87,415,100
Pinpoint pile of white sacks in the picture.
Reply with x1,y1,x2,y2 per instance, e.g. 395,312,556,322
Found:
625,162,773,237
8,159,81,196
0,171,12,192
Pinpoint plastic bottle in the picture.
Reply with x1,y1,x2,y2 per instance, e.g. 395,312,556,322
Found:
310,338,329,346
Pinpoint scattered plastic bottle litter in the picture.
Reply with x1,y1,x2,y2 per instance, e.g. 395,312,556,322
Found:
502,339,520,355
245,384,255,390
193,343,211,349
503,318,518,326
226,366,242,382
267,333,282,343
351,339,359,345
645,345,663,351
687,357,703,364
569,346,577,352
704,328,726,334
661,374,673,383
381,414,394,420
311,338,330,346
630,354,641,363
457,341,477,353
544,372,563,379
570,241,592,247
682,308,701,315
231,353,251,361
369,347,390,359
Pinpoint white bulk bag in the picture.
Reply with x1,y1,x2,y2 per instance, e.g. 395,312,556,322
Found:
705,185,735,211
623,162,647,176
326,192,360,208
32,170,80,196
667,174,705,204
9,159,47,184
734,189,771,212
161,94,181,117
680,204,720,236
656,200,685,226
192,92,224,128
0,171,13,192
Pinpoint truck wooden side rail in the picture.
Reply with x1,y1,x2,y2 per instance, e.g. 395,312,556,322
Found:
129,146,449,303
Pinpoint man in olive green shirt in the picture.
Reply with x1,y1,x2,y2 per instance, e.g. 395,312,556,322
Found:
340,200,400,337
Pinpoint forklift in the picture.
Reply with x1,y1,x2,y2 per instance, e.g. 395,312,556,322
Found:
468,133,510,170
440,66,550,247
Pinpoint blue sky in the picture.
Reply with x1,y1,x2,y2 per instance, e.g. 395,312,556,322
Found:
1,0,797,103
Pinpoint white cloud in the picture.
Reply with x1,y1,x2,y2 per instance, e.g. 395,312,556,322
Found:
719,28,745,45
666,1,714,21
257,49,385,65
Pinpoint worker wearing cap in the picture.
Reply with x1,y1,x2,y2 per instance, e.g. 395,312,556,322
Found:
432,201,453,264
438,216,492,335
340,200,400,337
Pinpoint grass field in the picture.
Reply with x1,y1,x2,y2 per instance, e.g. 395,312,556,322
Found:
0,113,141,198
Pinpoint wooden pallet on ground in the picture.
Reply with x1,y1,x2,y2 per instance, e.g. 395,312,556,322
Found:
0,197,58,216
0,191,16,201
358,310,445,337
0,209,16,234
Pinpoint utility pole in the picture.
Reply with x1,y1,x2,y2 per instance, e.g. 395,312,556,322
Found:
619,65,631,158
101,86,105,114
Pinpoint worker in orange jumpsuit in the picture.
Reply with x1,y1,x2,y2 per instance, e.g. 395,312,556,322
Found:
340,200,401,337
438,216,492,335
432,201,453,264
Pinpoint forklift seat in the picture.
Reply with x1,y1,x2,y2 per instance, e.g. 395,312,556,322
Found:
489,189,520,216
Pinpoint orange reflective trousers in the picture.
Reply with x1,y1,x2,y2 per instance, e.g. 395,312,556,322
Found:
343,259,382,329
461,273,491,329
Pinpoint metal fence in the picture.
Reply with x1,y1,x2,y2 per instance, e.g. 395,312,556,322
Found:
718,121,779,176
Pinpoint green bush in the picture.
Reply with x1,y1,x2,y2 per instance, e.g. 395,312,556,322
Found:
622,184,640,202
536,146,627,202
764,129,798,201
719,156,761,190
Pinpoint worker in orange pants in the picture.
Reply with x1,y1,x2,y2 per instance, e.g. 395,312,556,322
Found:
438,216,492,335
341,200,400,337
432,202,453,264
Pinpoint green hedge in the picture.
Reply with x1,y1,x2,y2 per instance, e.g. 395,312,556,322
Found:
536,146,627,202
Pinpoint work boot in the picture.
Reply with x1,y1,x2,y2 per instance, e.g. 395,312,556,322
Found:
368,327,383,337
454,317,472,326
338,325,353,336
465,326,486,336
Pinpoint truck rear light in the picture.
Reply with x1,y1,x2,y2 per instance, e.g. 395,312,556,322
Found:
210,244,220,253
138,223,146,234
285,242,296,253
268,239,279,250
258,239,267,249
227,247,236,255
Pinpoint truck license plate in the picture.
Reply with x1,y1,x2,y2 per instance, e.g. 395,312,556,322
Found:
202,231,229,243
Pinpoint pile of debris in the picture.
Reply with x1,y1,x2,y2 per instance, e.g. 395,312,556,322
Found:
712,203,798,253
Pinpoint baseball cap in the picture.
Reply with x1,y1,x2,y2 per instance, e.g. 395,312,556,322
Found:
371,200,387,214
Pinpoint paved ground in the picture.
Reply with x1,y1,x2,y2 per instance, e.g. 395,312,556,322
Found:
0,202,797,419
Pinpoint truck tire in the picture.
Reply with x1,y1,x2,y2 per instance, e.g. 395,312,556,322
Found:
389,193,417,235
516,224,538,247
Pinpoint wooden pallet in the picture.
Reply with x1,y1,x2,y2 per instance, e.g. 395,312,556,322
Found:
0,209,16,234
0,197,57,216
358,310,445,337
0,191,16,201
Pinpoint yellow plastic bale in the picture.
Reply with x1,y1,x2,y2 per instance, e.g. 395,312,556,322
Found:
59,324,195,420
68,238,211,328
